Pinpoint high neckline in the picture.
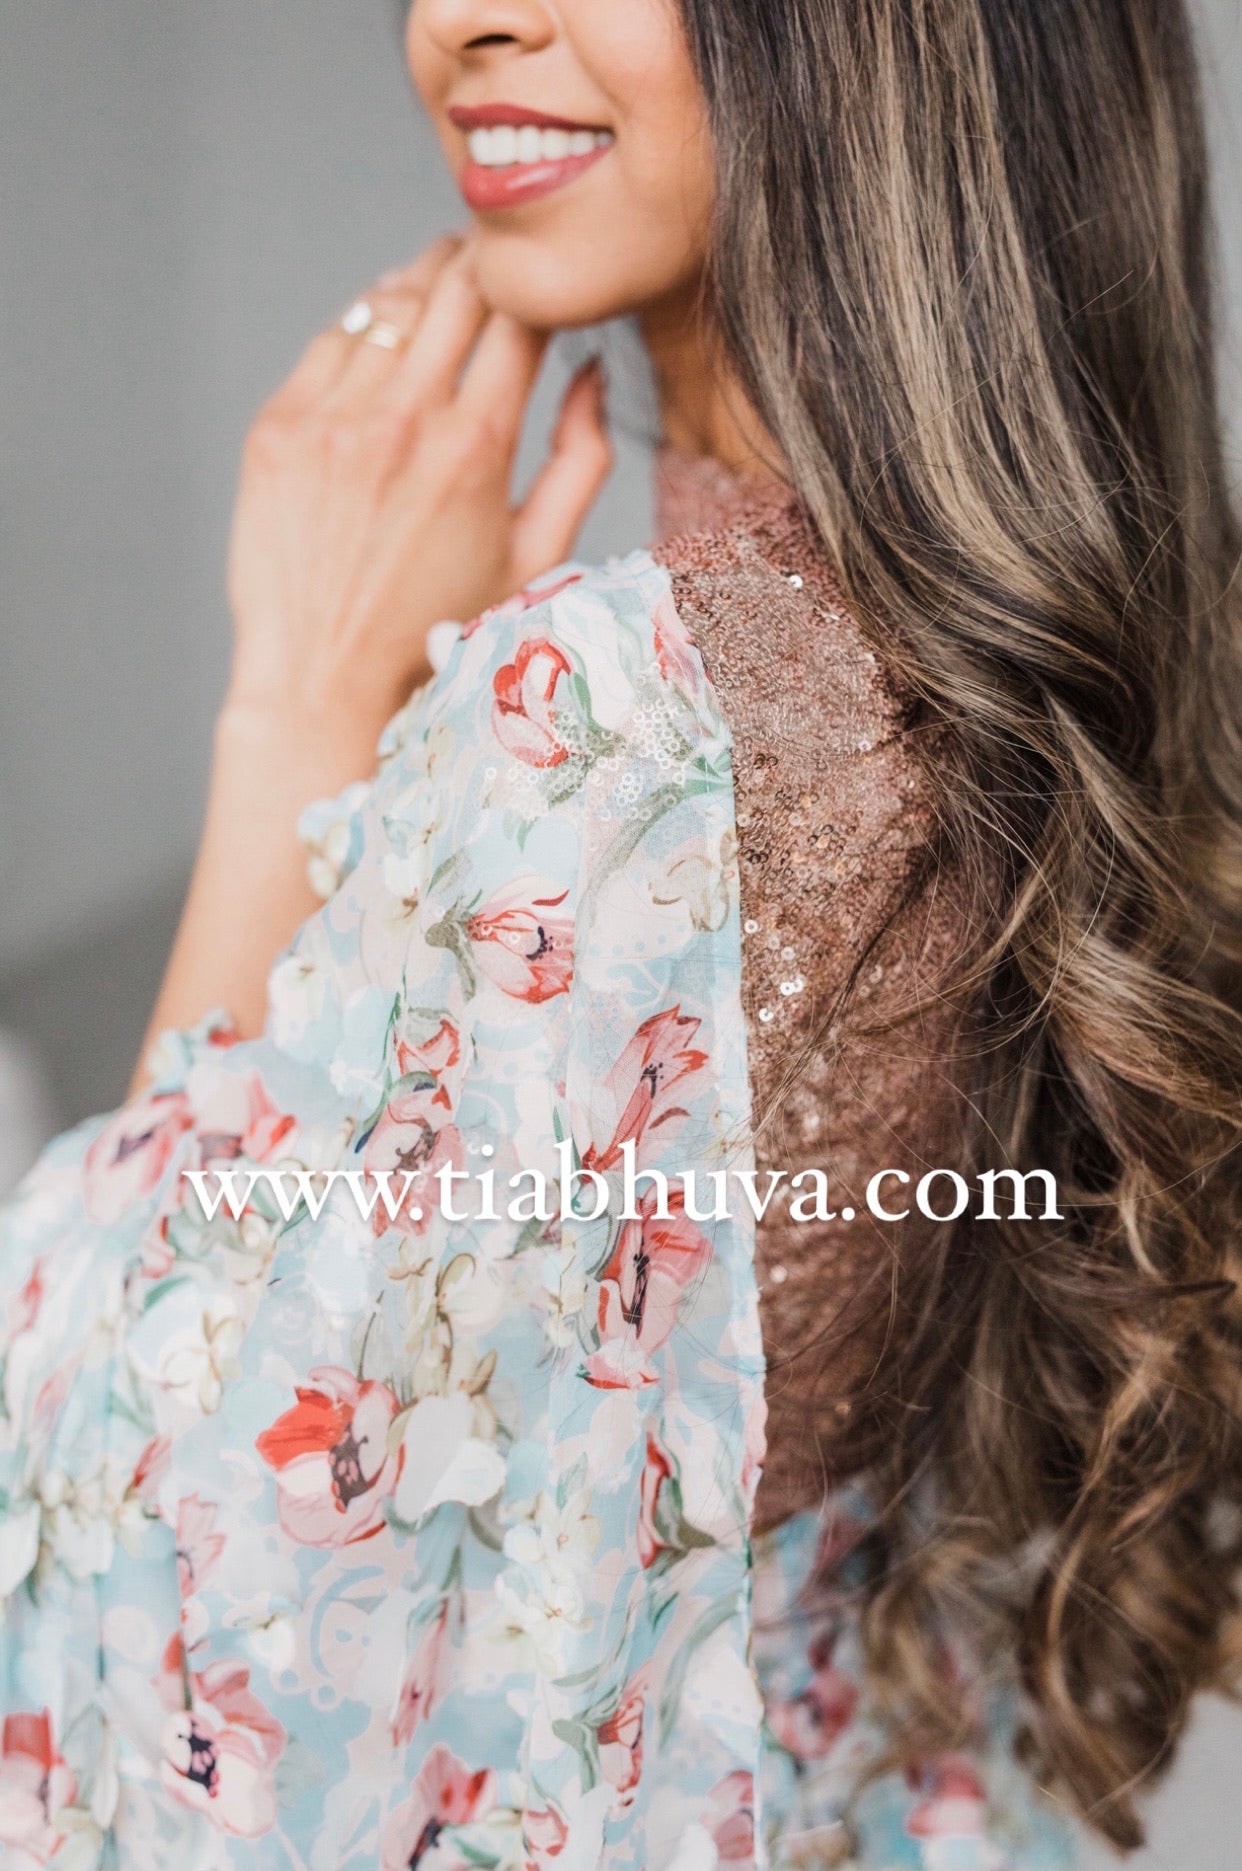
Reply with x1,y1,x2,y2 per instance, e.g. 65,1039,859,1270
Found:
652,442,805,545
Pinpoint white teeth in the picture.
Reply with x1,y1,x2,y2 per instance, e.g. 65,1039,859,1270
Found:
466,124,614,168
490,124,518,165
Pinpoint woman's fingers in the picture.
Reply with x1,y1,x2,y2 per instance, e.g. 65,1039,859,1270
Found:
268,325,357,414
511,359,612,578
389,248,492,408
327,234,474,404
457,309,549,439
271,235,465,413
375,233,465,297
323,281,429,407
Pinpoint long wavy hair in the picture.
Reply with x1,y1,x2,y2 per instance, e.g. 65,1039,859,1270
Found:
673,0,1242,1850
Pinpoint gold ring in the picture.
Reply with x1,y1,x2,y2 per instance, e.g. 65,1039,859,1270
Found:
362,321,410,352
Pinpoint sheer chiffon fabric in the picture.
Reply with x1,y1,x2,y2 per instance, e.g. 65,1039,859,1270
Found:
0,461,1074,1868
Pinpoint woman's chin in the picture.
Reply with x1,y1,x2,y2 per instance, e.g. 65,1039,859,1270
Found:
467,231,666,333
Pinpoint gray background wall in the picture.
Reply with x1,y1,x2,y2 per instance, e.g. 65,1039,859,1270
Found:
0,4,1239,1863
0,0,656,1121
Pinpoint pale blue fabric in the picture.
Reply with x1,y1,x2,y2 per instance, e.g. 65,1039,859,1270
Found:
0,553,1075,1870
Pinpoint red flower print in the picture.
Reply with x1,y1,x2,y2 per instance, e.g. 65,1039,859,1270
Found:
585,1190,713,1389
364,1099,463,1237
652,588,704,700
390,1600,448,1745
906,1753,989,1842
193,1071,297,1167
396,1018,462,1090
7,1260,43,1337
131,1433,173,1505
256,1366,402,1547
0,1710,77,1865
637,1424,675,1569
704,1770,757,1865
462,570,583,642
580,1007,709,1172
157,1642,286,1839
492,638,574,767
361,1019,466,1237
83,1090,194,1223
154,1629,189,1709
381,1743,498,1871
766,1632,860,1760
467,879,574,1003
523,1801,569,1868
597,1667,647,1812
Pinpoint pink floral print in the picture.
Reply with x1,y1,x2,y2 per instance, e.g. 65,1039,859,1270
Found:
390,1600,448,1745
156,1641,286,1838
492,638,575,767
0,1712,77,1865
585,1190,713,1389
467,879,574,1002
580,1006,709,1172
360,1017,466,1236
256,1366,403,1546
0,552,1073,1869
82,1090,194,1223
380,1744,497,1871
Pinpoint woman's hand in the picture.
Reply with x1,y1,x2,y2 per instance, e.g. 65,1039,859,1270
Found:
131,235,611,1086
226,232,611,743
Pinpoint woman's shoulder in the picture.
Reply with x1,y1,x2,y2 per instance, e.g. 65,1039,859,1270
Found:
374,497,920,802
646,450,960,1036
324,547,732,827
433,548,698,700
648,453,941,888
649,448,919,769
301,501,939,936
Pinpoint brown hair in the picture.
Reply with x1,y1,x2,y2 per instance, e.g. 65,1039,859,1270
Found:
677,0,1242,1850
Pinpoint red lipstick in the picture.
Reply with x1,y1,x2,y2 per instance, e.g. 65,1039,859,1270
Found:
448,103,606,132
448,103,614,212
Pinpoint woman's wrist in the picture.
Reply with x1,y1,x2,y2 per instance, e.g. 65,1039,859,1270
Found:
128,692,387,1096
215,684,392,795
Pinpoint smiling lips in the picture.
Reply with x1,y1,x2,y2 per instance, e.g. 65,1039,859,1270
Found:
449,104,614,210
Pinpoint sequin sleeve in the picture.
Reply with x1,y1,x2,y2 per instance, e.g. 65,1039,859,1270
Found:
654,487,973,1532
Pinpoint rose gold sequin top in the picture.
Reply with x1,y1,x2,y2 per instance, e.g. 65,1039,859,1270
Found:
651,446,972,1536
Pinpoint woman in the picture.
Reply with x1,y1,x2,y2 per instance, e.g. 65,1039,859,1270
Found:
2,0,1240,1865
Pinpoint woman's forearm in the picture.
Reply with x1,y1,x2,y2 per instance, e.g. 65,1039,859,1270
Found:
129,235,610,1098
128,699,382,1094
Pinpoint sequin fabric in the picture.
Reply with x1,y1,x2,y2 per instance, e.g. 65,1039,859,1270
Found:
651,449,973,1536
653,453,1075,1869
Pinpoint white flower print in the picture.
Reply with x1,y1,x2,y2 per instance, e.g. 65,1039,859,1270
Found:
157,1297,245,1416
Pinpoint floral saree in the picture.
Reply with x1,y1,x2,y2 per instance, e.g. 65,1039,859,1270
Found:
0,553,1076,1869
